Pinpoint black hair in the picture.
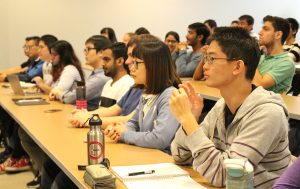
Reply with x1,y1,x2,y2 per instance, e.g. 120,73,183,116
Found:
134,27,150,35
100,27,118,43
263,15,290,44
239,15,254,25
85,35,112,52
40,34,58,50
286,18,299,38
188,22,210,45
165,31,180,42
103,42,129,73
25,36,40,46
209,27,261,80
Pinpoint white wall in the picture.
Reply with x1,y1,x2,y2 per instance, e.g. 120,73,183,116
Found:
1,0,300,69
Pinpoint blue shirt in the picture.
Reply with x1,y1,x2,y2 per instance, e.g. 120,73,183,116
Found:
175,50,202,77
117,87,143,116
62,68,109,104
18,58,44,82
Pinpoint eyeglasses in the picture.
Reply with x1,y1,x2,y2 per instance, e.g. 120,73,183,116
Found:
133,60,144,69
165,40,177,44
84,47,96,53
204,54,238,65
23,45,36,51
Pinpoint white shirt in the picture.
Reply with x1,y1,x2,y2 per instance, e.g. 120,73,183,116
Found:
42,61,53,85
101,74,134,102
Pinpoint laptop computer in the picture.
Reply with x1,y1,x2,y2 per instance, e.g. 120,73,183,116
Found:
7,74,38,96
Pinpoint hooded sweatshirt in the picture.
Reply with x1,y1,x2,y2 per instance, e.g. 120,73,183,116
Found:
171,86,291,188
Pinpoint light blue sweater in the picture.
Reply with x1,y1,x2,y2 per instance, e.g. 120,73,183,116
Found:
120,86,180,152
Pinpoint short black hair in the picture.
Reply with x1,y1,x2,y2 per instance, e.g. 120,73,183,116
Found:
40,34,58,49
263,15,290,44
135,27,150,35
286,18,299,38
209,27,261,80
204,19,217,29
103,42,129,73
85,35,112,52
239,15,254,25
165,31,180,42
25,36,40,46
188,22,210,45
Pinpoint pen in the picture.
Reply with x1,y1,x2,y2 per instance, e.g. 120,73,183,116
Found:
128,170,155,176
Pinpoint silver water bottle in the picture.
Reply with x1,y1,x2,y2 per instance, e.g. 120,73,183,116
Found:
87,114,104,165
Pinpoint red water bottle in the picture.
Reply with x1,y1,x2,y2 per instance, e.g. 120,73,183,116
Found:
76,81,87,109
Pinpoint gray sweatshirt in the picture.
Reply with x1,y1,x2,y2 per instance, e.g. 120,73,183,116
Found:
171,86,291,188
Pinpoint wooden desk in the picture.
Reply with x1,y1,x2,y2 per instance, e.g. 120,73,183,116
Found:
0,84,219,189
183,79,300,120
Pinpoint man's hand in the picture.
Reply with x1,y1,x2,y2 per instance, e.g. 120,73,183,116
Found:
69,109,89,127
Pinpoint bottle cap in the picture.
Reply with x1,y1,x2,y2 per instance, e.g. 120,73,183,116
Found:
89,114,102,126
76,80,85,87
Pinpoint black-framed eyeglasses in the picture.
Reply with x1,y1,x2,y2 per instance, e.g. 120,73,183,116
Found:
133,60,144,69
204,54,238,65
84,47,96,53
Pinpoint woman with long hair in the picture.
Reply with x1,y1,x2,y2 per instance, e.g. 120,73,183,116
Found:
105,38,181,153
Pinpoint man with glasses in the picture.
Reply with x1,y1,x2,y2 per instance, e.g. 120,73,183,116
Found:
169,27,290,188
0,36,43,82
253,16,295,93
60,35,111,107
174,22,210,77
70,35,161,128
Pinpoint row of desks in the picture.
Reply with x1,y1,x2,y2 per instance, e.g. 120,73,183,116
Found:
181,78,300,120
0,83,218,189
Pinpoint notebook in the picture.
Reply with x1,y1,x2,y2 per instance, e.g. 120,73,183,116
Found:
7,74,38,96
111,163,207,189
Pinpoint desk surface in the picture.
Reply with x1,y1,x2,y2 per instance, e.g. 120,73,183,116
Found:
0,84,218,189
181,78,300,120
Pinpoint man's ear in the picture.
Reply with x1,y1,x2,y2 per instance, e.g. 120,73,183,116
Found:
275,31,283,41
197,35,203,43
116,57,124,66
232,60,245,76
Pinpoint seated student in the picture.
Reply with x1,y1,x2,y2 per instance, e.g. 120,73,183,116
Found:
174,22,209,77
19,36,109,189
169,27,291,188
100,42,134,107
33,35,58,86
43,40,84,100
253,16,295,93
105,38,181,152
56,35,111,105
284,18,300,63
164,31,180,63
272,157,300,189
238,14,259,39
284,18,300,96
69,35,158,128
0,36,44,82
100,27,117,43
0,35,56,175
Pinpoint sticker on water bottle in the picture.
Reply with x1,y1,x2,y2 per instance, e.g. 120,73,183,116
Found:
88,141,104,160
